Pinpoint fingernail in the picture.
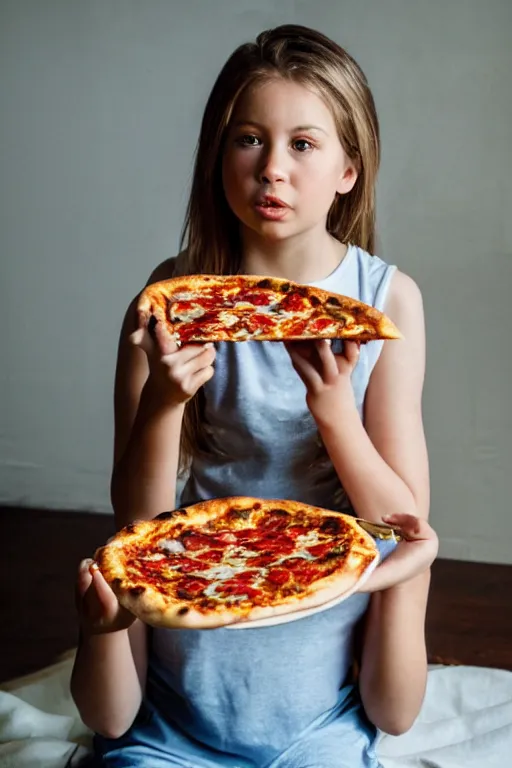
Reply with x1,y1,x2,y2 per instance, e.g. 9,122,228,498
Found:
89,562,99,573
203,342,214,349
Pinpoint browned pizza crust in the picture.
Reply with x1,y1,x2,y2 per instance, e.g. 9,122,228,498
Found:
95,497,379,630
136,274,402,345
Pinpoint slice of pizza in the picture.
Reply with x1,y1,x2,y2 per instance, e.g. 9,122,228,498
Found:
136,274,402,345
95,497,379,630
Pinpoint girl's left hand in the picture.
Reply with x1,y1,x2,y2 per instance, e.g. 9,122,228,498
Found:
285,339,360,425
359,513,439,594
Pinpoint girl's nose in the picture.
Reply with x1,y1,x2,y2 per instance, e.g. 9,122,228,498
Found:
258,145,289,184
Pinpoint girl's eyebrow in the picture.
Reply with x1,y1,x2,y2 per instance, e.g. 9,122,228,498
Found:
232,120,328,135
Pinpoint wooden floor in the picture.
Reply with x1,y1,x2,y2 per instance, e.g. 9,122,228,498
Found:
1,506,511,683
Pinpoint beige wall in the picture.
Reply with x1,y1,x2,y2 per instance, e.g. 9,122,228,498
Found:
1,0,511,562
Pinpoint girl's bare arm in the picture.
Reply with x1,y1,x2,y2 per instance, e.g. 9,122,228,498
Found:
110,260,215,528
70,562,148,738
291,271,429,525
359,571,430,735
355,273,431,734
110,293,184,527
71,623,147,739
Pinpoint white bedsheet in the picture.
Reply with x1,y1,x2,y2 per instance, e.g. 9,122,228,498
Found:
1,656,511,767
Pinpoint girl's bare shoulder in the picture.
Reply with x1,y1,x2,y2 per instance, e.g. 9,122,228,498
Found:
146,249,189,286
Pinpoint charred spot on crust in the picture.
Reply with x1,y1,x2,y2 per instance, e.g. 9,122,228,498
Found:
156,508,188,521
124,523,137,534
310,295,321,307
281,282,291,293
177,588,194,600
326,296,341,307
156,511,175,520
320,517,343,535
257,278,272,289
177,606,189,616
130,586,146,597
230,508,252,520
269,507,291,518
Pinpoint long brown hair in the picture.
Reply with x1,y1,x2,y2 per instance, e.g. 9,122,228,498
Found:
178,24,381,472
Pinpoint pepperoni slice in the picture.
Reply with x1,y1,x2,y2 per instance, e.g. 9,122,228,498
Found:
284,559,324,584
307,542,336,558
280,292,310,312
246,553,276,568
194,550,224,563
285,526,309,539
308,317,335,333
245,313,277,334
216,581,260,599
181,533,214,551
266,568,290,586
234,528,261,541
249,536,295,554
234,570,259,583
239,291,273,307
286,319,309,336
175,577,209,598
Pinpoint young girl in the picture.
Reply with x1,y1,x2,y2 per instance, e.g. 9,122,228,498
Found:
72,24,438,767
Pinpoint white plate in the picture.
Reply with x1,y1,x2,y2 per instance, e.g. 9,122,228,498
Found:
225,550,380,630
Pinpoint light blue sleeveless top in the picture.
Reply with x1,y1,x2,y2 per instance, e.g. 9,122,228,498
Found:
97,246,397,767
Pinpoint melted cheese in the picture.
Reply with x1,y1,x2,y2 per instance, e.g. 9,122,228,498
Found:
296,530,321,547
171,305,206,322
158,538,186,554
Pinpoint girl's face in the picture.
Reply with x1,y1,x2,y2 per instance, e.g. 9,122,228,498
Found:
222,77,357,243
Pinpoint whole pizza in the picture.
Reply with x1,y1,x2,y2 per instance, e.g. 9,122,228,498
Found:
136,274,402,345
95,497,379,629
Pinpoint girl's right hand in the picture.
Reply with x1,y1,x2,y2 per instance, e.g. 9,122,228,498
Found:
75,559,136,636
360,514,439,594
130,319,216,406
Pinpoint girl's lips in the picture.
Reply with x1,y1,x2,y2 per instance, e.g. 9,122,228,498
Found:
254,204,290,220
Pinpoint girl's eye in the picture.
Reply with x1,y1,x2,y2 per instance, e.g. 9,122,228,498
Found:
292,139,313,152
236,135,261,147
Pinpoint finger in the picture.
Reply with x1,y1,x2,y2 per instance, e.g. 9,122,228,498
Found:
152,319,179,356
89,563,120,611
285,340,316,361
76,559,94,597
315,339,339,383
285,344,323,390
382,513,424,540
173,345,216,380
161,342,214,368
186,363,216,394
131,317,179,358
341,340,361,367
130,326,156,356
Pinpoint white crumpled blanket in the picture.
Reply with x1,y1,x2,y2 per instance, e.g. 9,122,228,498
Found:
1,656,511,767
